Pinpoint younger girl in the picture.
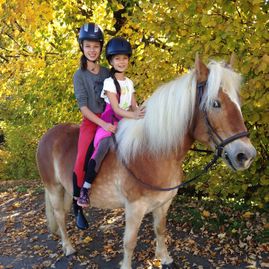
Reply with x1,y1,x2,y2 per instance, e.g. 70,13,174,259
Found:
77,37,145,207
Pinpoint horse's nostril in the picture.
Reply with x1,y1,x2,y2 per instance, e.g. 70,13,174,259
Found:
237,152,248,163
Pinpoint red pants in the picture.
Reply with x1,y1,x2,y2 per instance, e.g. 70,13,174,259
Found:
73,116,100,194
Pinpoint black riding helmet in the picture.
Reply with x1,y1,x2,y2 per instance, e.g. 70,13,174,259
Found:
78,23,104,51
106,37,132,64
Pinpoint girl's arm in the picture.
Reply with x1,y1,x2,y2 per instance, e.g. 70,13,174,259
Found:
80,106,116,133
106,92,144,119
130,93,139,111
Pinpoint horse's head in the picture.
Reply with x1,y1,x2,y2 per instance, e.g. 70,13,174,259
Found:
192,55,256,171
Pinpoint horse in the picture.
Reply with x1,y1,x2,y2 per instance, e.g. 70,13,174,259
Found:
36,55,256,269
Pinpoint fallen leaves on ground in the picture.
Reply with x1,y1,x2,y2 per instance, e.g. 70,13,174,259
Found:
0,180,268,268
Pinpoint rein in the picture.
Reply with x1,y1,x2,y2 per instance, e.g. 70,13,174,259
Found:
113,81,249,192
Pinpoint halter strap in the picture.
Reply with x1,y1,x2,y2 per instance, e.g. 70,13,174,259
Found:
203,109,249,158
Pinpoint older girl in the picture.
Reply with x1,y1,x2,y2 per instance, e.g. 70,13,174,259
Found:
72,23,116,229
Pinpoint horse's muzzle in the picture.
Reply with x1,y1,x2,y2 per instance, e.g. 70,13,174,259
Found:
223,141,256,171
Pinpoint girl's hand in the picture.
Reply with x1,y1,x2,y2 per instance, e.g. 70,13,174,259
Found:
133,106,145,119
103,122,117,133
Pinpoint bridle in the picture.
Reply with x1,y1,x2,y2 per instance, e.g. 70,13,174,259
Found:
116,81,249,191
197,82,249,171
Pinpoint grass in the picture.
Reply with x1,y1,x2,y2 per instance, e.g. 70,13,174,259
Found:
168,193,269,244
16,185,28,193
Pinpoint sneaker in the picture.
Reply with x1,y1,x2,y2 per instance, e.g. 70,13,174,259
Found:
77,188,90,208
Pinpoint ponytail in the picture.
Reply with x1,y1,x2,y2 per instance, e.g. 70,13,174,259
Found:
110,67,121,95
80,55,87,70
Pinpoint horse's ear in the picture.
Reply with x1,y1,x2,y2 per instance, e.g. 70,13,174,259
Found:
195,53,209,82
229,52,236,69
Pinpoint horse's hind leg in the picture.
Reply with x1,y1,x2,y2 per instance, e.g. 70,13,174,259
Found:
45,189,59,234
153,199,174,266
121,202,147,269
46,185,75,256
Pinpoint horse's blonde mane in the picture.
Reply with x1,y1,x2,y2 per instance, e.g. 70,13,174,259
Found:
116,60,242,163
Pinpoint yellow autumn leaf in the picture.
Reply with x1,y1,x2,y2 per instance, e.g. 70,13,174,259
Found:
252,0,263,4
116,3,124,9
242,211,253,219
262,54,269,64
83,236,93,244
152,259,161,267
257,62,268,73
218,233,226,239
13,202,21,208
202,210,210,218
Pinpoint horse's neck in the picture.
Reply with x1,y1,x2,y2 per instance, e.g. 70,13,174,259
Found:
126,154,178,188
175,134,194,162
127,134,194,187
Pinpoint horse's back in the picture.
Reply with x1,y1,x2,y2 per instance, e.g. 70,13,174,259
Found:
36,123,79,191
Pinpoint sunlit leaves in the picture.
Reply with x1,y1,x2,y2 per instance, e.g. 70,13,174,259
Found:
0,0,268,205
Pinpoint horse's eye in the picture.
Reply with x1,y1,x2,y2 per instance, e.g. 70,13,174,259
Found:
212,100,221,108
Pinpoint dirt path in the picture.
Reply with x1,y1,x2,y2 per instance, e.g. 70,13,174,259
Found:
0,180,268,269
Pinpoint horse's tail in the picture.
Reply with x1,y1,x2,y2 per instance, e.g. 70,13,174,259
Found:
45,188,58,234
36,124,78,255
36,124,74,235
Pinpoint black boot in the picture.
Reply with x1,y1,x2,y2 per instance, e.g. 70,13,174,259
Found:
73,199,89,230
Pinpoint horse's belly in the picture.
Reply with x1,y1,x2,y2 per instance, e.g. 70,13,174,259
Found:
90,177,124,209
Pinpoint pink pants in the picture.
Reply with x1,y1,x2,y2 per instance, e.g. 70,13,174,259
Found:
93,104,121,153
82,104,121,187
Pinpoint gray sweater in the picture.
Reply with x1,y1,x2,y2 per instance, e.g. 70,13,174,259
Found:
73,67,110,114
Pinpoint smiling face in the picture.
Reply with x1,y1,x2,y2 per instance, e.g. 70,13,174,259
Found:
110,54,129,73
82,40,101,62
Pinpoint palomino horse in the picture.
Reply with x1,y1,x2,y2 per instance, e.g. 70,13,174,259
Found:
36,56,256,269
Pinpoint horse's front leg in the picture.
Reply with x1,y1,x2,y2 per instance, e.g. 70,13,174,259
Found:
120,201,147,269
153,198,174,267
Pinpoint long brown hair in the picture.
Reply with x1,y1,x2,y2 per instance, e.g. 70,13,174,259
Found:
110,67,121,95
80,55,88,70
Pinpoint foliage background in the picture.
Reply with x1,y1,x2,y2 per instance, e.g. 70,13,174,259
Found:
0,0,268,206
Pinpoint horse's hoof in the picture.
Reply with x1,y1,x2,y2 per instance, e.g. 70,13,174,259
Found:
162,262,178,269
64,244,76,256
